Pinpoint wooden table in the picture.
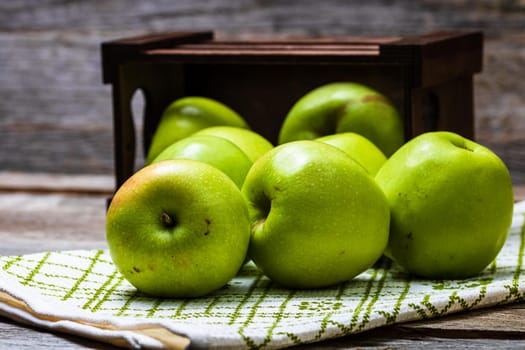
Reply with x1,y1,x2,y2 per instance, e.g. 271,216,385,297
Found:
1,172,524,349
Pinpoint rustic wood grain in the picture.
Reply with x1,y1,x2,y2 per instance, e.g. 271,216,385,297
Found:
0,171,114,194
0,316,120,350
484,140,525,185
3,314,525,350
301,327,525,349
405,306,525,335
0,192,108,255
0,1,524,182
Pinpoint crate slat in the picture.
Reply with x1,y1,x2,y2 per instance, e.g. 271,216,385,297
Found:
102,30,483,190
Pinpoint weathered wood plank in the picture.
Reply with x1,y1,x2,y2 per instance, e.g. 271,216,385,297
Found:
0,171,114,194
1,1,525,179
483,140,525,185
405,304,525,334
0,316,120,350
0,192,108,255
1,1,525,35
4,313,525,350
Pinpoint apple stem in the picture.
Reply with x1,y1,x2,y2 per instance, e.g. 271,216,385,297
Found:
160,212,176,228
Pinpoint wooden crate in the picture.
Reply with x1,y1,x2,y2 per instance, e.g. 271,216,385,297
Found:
101,30,483,189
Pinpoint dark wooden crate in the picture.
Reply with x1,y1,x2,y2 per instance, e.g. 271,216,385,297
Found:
101,30,483,189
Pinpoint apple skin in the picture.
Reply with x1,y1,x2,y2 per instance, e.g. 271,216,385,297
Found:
278,82,404,157
146,96,249,164
194,126,274,162
151,134,253,188
106,160,250,298
316,132,387,176
242,140,390,289
375,131,514,279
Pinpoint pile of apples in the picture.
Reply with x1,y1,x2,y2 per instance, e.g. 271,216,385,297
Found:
106,83,514,298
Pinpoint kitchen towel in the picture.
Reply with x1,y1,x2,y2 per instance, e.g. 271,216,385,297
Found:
1,200,524,349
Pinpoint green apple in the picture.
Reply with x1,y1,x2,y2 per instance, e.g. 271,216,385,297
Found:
194,126,274,162
316,132,387,176
146,96,249,164
375,131,514,279
242,140,390,288
152,134,253,188
278,82,404,156
106,160,250,298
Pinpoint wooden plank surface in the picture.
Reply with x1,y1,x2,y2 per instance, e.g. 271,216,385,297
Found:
1,1,525,183
0,173,524,349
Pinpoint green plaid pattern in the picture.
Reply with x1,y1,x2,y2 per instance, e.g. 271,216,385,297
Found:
1,203,525,349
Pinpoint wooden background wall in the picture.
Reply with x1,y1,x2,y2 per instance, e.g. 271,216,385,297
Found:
1,0,524,183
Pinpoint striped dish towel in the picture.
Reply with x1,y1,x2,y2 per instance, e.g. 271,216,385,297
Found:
1,201,524,349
